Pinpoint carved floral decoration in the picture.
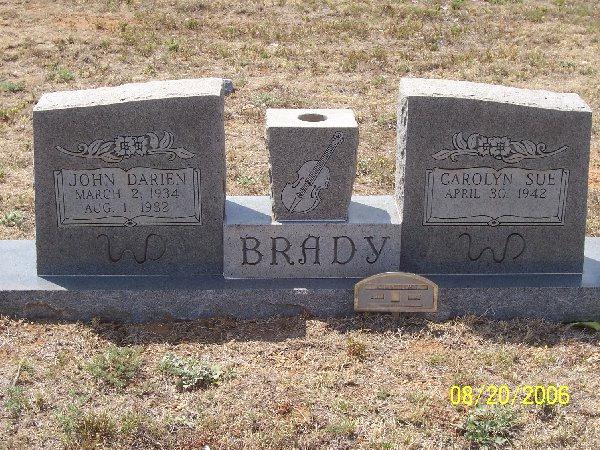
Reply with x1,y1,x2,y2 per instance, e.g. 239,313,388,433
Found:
432,132,569,164
56,131,194,163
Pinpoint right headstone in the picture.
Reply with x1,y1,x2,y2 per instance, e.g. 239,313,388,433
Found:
397,78,592,274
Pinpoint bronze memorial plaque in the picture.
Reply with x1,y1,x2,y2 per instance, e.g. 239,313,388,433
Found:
354,272,438,313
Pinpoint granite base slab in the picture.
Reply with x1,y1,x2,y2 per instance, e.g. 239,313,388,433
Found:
1,239,599,323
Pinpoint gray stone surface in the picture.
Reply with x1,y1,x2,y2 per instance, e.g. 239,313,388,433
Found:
396,78,592,274
1,239,600,322
267,109,358,221
224,195,401,278
33,78,228,275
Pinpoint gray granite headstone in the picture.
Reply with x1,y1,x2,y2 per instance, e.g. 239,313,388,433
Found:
396,78,592,274
33,78,228,275
267,109,358,221
224,196,400,278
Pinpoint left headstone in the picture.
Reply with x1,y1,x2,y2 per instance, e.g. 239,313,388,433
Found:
33,78,227,275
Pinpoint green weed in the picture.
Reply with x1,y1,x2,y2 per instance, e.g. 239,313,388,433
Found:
4,386,29,418
57,405,116,448
326,418,357,436
85,345,142,389
166,39,180,52
159,353,224,391
0,211,25,228
346,336,367,360
0,81,25,92
463,406,517,448
451,0,465,10
185,18,200,30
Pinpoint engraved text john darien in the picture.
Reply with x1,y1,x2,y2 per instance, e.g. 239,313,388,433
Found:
54,167,201,227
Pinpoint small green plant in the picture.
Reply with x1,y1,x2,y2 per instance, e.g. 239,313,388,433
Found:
57,405,116,448
572,321,600,331
252,92,281,108
346,336,367,360
526,6,548,23
166,39,180,52
428,352,447,366
451,0,465,10
0,210,25,228
185,18,200,30
52,67,75,83
85,345,142,389
0,81,25,92
0,104,24,123
372,75,386,86
4,386,29,418
463,406,517,449
159,353,224,390
376,389,392,400
235,175,256,186
58,68,75,82
326,418,357,436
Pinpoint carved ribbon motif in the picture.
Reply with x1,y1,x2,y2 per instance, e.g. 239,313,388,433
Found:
432,132,568,164
56,131,194,163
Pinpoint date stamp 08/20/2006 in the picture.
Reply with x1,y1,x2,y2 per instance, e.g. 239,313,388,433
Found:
449,385,571,407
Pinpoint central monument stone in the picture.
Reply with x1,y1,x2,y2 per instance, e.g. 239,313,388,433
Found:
225,108,400,278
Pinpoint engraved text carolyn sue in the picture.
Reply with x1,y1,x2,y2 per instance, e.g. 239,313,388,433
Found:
54,167,201,227
56,131,194,163
424,167,569,226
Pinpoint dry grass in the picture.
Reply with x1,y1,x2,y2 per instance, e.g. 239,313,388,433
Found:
0,316,599,449
0,0,599,238
1,1,599,448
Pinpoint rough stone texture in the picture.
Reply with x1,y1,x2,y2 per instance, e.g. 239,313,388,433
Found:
1,239,600,323
224,196,400,278
267,109,358,221
396,78,592,274
33,78,227,275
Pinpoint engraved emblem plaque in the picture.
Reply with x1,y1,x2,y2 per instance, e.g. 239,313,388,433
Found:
354,272,438,313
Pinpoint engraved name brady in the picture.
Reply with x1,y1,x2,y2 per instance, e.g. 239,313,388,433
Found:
239,235,390,266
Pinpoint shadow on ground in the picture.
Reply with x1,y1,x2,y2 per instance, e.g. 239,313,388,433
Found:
81,314,600,348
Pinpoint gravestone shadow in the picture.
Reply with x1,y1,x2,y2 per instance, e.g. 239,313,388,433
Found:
86,315,309,346
82,314,598,348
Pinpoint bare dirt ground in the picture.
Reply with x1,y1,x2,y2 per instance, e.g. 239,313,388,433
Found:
0,0,599,448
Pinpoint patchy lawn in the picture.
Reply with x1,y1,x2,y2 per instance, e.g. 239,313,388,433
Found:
0,316,599,449
0,0,599,237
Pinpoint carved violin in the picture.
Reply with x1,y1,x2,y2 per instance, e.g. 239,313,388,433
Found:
281,131,345,214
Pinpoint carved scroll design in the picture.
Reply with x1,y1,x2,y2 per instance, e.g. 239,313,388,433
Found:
458,232,526,263
56,131,194,163
97,233,166,263
432,132,569,164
